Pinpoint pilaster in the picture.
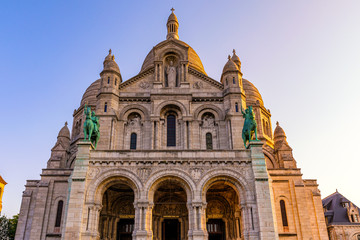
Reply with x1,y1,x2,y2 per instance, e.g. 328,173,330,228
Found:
250,141,279,240
63,141,94,240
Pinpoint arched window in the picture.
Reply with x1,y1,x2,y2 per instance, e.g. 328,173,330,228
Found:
235,103,239,112
206,133,213,150
115,78,117,85
55,200,64,228
130,133,137,150
107,77,110,84
280,200,288,228
233,77,235,84
167,114,176,146
104,102,107,112
357,234,360,240
226,78,228,85
262,120,266,135
266,121,270,136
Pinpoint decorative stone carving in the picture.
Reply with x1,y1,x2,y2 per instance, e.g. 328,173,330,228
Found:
137,167,152,182
87,168,100,179
128,114,141,127
190,168,203,180
202,114,215,128
206,200,225,218
139,81,150,89
193,81,203,89
117,201,135,215
154,204,187,216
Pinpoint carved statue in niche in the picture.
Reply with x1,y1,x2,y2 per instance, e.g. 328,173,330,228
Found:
165,58,178,87
127,113,141,127
202,113,215,128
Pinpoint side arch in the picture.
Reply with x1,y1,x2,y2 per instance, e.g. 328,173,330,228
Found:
119,104,150,121
351,232,360,239
85,168,143,205
144,169,196,203
198,169,253,204
193,104,225,121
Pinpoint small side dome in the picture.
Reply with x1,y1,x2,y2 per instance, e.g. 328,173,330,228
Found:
80,79,101,106
274,121,286,139
274,122,288,149
58,122,70,140
222,55,239,74
231,49,241,70
242,79,264,106
103,49,120,74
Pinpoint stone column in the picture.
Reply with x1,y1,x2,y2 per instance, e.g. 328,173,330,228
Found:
188,202,207,240
134,202,153,240
249,141,278,240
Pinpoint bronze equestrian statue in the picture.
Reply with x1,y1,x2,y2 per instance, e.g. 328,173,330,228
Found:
241,105,258,148
83,103,100,149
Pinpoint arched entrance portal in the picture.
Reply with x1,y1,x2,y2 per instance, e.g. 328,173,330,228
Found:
152,180,188,240
206,181,242,240
99,183,135,240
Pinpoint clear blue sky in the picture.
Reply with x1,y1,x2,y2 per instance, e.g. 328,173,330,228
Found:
1,1,360,217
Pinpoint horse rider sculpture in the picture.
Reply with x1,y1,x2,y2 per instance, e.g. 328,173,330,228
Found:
241,105,258,148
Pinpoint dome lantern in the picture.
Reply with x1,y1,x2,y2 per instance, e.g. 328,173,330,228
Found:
166,8,179,40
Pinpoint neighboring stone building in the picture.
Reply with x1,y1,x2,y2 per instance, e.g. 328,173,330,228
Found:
323,191,360,240
0,175,7,214
15,10,328,240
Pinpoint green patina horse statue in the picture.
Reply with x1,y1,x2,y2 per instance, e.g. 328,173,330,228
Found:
83,104,100,149
241,105,258,148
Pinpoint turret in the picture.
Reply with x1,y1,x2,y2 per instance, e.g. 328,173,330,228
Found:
221,54,244,94
166,8,179,40
47,122,70,169
98,49,121,114
273,122,297,168
100,49,122,91
96,50,121,150
221,54,247,149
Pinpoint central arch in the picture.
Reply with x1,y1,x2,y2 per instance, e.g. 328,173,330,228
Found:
145,171,195,240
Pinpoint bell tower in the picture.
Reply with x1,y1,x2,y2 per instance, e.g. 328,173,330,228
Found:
97,49,122,149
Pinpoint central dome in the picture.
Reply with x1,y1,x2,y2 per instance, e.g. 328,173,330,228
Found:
140,9,206,75
140,39,207,75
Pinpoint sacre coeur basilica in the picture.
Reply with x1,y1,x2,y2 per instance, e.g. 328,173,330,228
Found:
15,10,329,240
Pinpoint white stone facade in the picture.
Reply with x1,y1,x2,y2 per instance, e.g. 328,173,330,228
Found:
15,11,328,240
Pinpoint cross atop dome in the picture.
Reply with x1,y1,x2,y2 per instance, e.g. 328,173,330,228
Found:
171,7,175,13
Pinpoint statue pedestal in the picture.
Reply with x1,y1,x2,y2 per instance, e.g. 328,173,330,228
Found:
249,141,279,239
63,141,94,239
